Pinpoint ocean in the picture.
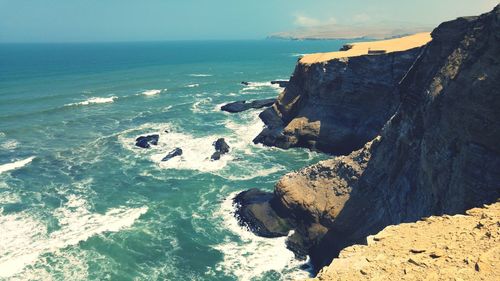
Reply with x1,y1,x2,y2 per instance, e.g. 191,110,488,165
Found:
0,40,346,281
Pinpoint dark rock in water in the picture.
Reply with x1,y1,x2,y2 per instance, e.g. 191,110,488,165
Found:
234,189,292,238
211,138,230,160
270,80,289,88
214,138,230,154
210,151,222,161
221,98,276,113
161,148,183,161
241,81,250,85
135,134,159,148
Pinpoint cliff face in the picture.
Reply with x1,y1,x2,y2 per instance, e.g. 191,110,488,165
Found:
237,5,500,273
309,202,500,281
283,5,500,267
254,45,422,155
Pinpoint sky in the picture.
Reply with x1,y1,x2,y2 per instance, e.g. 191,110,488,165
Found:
0,0,498,43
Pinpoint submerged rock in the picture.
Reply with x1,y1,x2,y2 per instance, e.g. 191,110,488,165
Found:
161,148,183,161
233,189,292,238
135,134,159,148
211,138,230,160
221,98,276,113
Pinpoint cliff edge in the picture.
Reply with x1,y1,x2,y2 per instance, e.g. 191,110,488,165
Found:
254,33,430,155
309,202,500,281
237,4,500,274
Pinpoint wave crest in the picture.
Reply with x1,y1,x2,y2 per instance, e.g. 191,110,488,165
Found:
0,156,35,174
66,96,117,107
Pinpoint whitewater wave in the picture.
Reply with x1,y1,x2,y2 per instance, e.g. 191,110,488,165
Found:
213,193,312,281
291,53,306,58
0,195,147,279
241,81,282,93
188,74,212,77
185,84,200,88
1,139,19,150
141,89,163,96
65,96,117,107
117,115,283,180
0,156,35,174
191,97,213,114
118,123,230,173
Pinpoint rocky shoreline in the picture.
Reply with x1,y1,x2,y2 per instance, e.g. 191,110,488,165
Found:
235,5,500,279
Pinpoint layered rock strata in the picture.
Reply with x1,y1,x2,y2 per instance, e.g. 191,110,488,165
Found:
254,35,429,155
238,5,500,274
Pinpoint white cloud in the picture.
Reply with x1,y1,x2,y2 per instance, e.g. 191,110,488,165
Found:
294,15,337,27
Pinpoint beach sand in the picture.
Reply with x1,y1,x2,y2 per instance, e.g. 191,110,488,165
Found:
300,32,432,64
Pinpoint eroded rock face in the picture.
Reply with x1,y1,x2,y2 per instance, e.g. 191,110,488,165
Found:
309,203,500,281
239,5,500,272
281,6,500,269
253,45,422,155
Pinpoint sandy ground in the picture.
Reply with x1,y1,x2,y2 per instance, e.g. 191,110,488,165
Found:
307,202,500,281
300,32,432,64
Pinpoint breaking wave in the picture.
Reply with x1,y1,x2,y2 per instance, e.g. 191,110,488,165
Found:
0,156,35,174
65,96,117,107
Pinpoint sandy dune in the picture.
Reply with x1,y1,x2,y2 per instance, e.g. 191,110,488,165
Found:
300,32,432,64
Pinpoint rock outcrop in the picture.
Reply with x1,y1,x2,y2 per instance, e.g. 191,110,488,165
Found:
239,5,500,274
211,138,230,160
221,98,276,113
135,134,159,148
254,35,426,155
161,148,183,161
309,202,500,281
233,189,292,238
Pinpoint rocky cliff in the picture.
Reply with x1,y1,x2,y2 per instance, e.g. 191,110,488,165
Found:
254,35,425,155
237,5,500,275
309,202,500,281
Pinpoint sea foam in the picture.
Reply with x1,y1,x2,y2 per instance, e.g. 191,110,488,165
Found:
213,193,312,281
141,89,163,96
0,156,35,174
0,195,147,278
66,96,117,107
241,81,282,93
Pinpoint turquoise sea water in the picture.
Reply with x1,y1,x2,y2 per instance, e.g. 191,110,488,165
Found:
0,40,345,281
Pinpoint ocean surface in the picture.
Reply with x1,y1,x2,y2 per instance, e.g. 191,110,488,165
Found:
0,40,346,281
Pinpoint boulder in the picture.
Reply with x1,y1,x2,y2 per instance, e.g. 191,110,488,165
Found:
233,189,292,238
135,134,159,148
161,148,183,161
211,138,230,160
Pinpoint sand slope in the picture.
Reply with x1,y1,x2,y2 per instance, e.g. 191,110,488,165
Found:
300,32,432,64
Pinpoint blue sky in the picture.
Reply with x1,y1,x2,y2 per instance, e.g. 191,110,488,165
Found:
0,0,498,42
